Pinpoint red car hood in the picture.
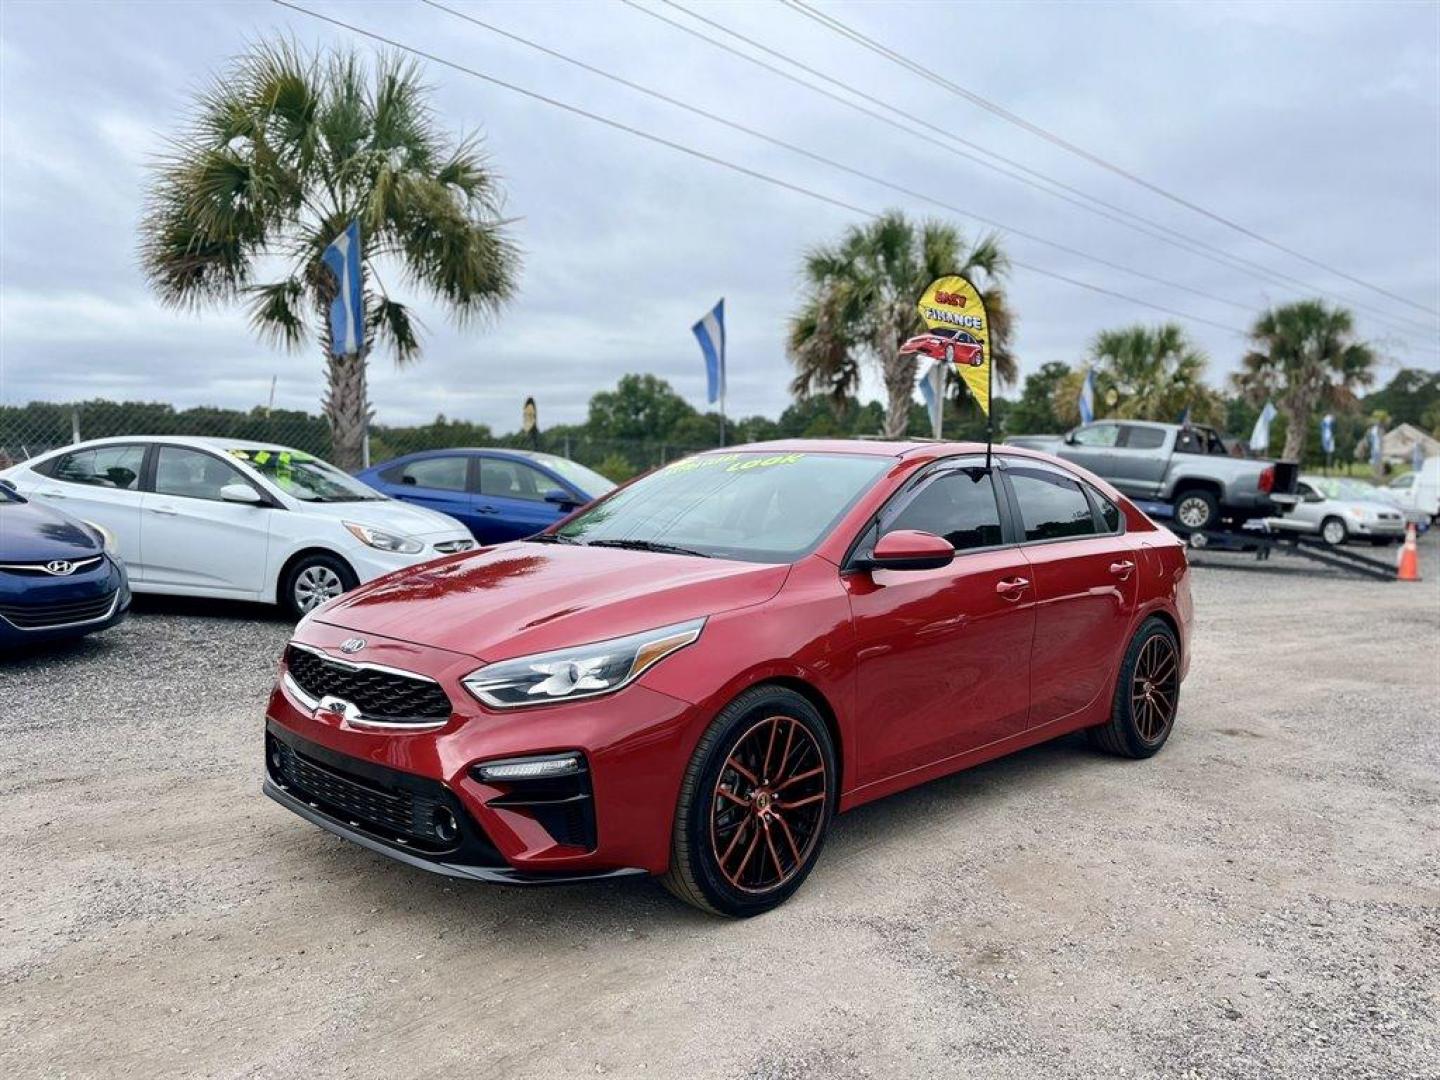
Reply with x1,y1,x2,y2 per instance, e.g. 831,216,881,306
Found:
314,542,790,661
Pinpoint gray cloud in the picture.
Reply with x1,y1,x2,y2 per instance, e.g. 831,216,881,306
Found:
2,0,1436,434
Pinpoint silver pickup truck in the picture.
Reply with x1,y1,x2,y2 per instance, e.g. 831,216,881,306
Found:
1007,420,1299,531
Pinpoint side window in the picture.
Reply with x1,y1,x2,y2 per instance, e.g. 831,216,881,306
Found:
153,446,245,501
50,445,146,490
1091,488,1122,533
1121,425,1166,450
397,456,470,492
1073,423,1120,448
479,458,552,502
1174,429,1205,455
1009,468,1098,542
884,467,1003,551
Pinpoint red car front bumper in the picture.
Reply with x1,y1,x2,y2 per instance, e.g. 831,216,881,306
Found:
263,626,704,883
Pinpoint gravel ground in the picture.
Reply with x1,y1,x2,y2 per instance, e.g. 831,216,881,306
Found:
2,537,1437,1080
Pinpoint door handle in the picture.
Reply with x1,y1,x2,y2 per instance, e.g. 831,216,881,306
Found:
40,487,66,498
995,577,1029,597
1109,560,1135,578
476,504,498,514
150,504,178,516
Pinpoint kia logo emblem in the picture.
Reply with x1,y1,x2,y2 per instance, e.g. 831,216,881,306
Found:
339,638,366,654
45,560,75,576
317,696,362,723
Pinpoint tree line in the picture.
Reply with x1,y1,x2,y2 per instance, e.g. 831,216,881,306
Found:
128,40,1431,479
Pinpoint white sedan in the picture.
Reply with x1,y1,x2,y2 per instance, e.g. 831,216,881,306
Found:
0,436,474,617
1265,475,1407,547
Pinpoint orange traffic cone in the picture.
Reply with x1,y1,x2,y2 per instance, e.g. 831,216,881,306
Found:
1397,523,1421,582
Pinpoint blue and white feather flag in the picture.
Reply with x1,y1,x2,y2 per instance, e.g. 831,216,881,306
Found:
1078,368,1096,425
1249,401,1277,453
322,220,364,357
691,299,726,406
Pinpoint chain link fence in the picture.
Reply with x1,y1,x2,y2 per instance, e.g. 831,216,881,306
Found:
0,400,713,482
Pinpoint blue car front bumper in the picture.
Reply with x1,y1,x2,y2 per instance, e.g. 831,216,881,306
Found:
0,556,130,649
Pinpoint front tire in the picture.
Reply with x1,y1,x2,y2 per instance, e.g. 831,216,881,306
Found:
281,552,358,620
662,686,836,917
1088,617,1181,759
1320,516,1348,547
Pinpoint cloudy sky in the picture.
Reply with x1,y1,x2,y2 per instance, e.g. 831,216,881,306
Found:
2,0,1437,433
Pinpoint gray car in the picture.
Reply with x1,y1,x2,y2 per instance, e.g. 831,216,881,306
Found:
1266,476,1406,546
1007,420,1298,531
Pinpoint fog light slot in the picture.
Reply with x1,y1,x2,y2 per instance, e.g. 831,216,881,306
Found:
432,806,459,843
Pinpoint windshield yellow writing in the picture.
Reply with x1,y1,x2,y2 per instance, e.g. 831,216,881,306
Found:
666,452,806,475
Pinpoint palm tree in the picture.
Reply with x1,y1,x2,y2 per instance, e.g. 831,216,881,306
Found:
1233,301,1376,462
140,42,518,469
1086,323,1219,424
787,211,1015,439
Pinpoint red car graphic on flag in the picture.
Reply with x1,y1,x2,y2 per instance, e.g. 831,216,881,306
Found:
899,328,984,367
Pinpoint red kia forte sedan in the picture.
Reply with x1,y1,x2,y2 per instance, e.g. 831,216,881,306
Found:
265,441,1192,916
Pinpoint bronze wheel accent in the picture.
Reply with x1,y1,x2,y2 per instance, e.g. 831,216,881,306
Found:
1131,634,1179,743
709,715,827,894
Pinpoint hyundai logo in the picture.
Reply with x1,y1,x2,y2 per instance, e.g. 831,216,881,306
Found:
44,560,75,576
339,638,366,654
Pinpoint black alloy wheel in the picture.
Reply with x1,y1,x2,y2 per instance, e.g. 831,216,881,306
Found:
663,686,836,917
1088,617,1181,759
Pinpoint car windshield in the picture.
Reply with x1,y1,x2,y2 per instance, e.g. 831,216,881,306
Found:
528,453,617,496
226,447,385,502
551,451,889,563
1310,477,1384,501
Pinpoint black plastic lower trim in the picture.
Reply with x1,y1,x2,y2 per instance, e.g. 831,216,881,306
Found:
264,779,645,885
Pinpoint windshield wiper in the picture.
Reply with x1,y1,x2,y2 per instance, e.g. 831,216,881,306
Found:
526,533,579,544
584,538,712,558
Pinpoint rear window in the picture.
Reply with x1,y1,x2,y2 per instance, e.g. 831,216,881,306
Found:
48,445,146,490
1092,488,1123,532
1121,426,1166,450
1009,467,1098,542
390,456,470,492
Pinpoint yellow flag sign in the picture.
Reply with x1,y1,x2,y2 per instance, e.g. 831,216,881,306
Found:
915,275,991,416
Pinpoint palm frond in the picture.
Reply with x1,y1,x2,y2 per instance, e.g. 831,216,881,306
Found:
368,295,424,366
245,278,308,350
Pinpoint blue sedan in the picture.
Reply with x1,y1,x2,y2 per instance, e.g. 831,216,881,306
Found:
0,483,130,649
357,449,617,544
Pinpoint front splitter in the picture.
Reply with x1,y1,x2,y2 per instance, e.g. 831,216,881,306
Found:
263,778,647,887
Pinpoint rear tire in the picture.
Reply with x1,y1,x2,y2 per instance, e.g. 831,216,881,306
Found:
281,552,357,620
1173,489,1219,532
662,686,836,917
1088,617,1181,759
1320,516,1348,547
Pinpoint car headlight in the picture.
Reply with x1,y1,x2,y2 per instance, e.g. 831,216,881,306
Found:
344,521,424,555
462,618,705,709
81,519,119,556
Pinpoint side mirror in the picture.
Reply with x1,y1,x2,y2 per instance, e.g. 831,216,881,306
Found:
401,474,417,486
544,488,578,508
220,483,264,505
864,530,955,572
1063,430,1079,446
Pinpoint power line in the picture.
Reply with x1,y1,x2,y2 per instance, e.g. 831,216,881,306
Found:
270,0,1247,338
422,0,1259,317
639,0,1439,345
783,0,1440,322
